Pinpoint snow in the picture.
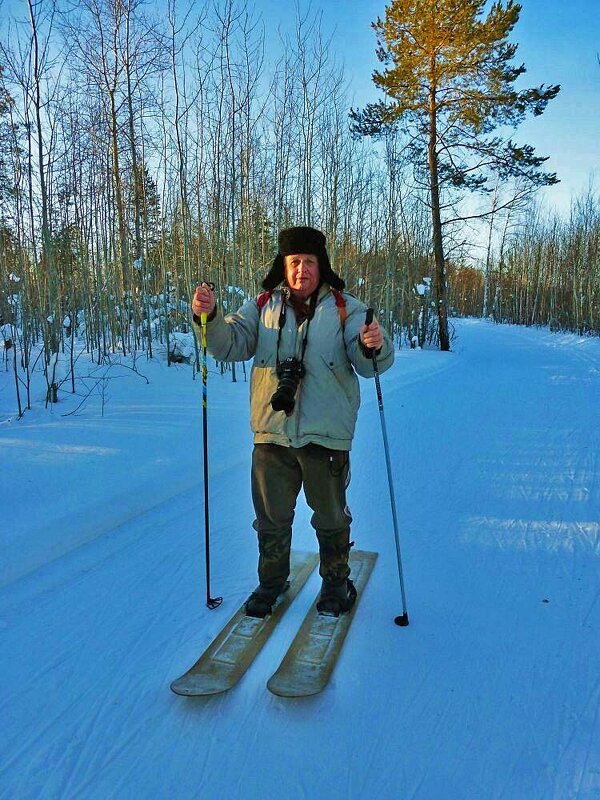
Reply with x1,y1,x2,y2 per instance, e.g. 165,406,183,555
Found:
1,319,599,799
416,277,432,296
169,331,196,362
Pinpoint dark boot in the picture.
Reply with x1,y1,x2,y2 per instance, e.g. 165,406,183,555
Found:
316,529,353,585
316,529,355,616
317,578,357,616
246,530,292,618
257,530,292,589
244,581,290,618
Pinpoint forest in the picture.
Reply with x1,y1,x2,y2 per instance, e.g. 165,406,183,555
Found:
0,0,598,415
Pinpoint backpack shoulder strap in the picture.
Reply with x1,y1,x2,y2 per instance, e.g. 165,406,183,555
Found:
256,290,272,311
331,289,347,328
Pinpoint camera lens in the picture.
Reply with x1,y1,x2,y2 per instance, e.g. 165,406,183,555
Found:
270,357,304,415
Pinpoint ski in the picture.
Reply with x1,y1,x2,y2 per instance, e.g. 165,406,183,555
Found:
170,551,318,696
266,550,378,698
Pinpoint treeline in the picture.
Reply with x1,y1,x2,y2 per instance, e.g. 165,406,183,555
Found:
451,190,600,334
0,0,438,410
0,0,597,416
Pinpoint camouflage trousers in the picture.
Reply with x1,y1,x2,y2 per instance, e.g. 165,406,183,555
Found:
251,443,353,589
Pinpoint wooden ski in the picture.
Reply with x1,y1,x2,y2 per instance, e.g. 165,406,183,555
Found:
171,551,318,696
267,550,378,698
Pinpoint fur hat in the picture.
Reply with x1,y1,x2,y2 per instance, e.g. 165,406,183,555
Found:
262,226,345,291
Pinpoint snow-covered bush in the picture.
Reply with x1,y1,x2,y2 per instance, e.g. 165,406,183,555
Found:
169,332,196,363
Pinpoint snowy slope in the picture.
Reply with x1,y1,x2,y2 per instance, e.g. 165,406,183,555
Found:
1,320,598,800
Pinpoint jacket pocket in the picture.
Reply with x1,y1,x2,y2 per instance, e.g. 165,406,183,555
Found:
317,354,360,437
250,364,286,435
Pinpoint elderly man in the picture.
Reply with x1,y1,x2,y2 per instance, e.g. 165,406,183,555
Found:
192,226,394,617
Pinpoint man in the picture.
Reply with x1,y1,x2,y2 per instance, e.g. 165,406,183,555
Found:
192,226,394,618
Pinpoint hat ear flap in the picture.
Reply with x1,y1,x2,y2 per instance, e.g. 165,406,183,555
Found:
262,253,285,290
319,251,345,291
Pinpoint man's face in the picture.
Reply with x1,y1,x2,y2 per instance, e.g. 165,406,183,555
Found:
284,253,320,299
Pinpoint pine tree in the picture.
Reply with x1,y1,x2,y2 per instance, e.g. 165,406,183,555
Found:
350,0,560,350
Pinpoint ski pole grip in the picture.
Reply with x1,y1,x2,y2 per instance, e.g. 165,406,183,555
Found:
197,282,215,330
364,307,378,365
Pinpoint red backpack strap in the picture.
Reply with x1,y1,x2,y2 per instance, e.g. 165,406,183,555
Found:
331,289,347,328
256,290,272,311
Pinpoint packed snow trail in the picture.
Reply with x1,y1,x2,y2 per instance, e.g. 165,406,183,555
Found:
0,320,598,800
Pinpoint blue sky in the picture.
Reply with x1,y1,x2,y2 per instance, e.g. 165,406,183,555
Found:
3,0,597,216
254,0,600,216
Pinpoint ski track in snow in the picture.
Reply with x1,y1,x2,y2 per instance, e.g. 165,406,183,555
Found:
1,320,599,800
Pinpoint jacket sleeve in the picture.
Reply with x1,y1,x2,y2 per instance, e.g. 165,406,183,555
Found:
192,297,260,362
343,296,394,378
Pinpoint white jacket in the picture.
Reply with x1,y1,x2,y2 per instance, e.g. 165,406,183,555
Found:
195,284,394,451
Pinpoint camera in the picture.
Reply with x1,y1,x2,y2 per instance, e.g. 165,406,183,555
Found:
270,357,305,415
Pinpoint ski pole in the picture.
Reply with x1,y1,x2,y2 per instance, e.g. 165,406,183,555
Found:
199,284,222,610
365,308,409,627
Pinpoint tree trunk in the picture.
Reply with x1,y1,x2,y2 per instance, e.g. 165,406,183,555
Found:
108,88,129,353
428,84,450,351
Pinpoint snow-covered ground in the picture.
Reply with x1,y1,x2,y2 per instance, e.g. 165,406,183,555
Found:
1,319,599,800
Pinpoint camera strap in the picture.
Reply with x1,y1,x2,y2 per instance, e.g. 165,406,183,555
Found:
275,290,315,371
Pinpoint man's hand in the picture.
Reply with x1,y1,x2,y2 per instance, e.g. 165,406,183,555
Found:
191,283,216,318
359,319,384,351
